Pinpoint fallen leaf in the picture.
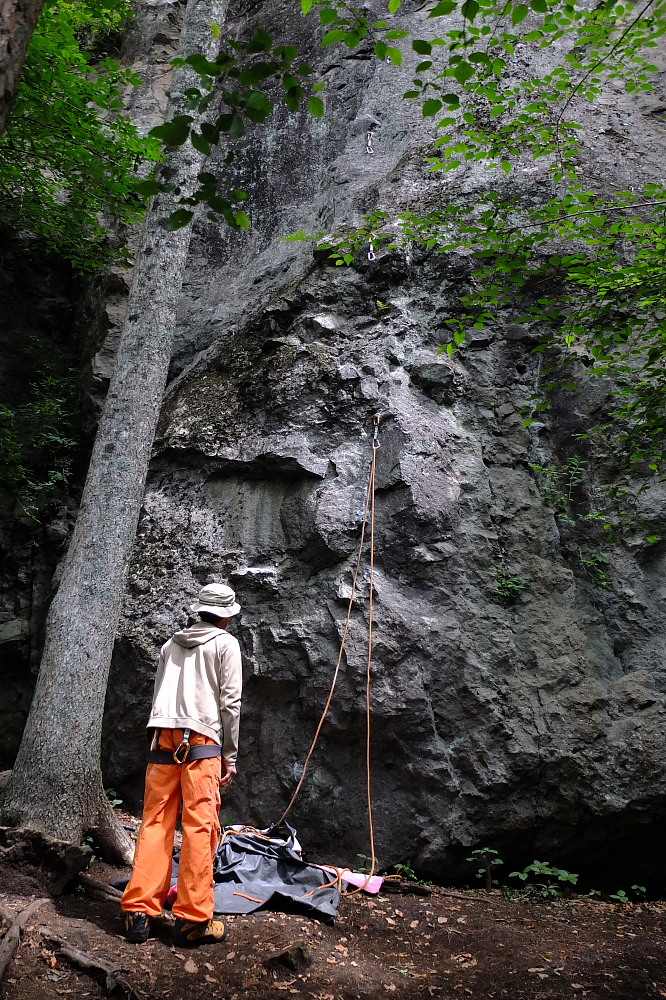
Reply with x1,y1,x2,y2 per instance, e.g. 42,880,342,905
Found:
226,951,236,960
410,920,419,928
437,917,448,924
386,917,396,926
205,975,217,983
184,959,199,974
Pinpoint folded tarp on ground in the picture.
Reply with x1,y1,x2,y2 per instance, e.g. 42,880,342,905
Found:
172,823,342,923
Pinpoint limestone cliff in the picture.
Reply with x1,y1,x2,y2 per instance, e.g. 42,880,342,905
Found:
3,0,666,885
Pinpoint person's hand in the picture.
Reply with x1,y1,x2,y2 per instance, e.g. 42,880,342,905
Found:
220,764,237,788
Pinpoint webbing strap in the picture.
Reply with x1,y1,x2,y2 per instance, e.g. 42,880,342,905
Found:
148,745,222,765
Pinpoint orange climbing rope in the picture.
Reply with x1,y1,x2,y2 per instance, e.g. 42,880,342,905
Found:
277,415,381,894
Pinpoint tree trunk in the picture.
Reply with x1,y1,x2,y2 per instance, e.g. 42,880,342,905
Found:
0,0,227,862
0,0,44,139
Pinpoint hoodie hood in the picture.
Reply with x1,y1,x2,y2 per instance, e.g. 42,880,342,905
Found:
172,624,224,648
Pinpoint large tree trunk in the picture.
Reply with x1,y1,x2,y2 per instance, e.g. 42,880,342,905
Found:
0,0,44,139
0,0,227,862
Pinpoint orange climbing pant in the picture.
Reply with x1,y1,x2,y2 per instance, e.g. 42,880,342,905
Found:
121,729,221,922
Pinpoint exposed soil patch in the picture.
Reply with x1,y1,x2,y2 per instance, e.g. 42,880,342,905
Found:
1,858,665,1000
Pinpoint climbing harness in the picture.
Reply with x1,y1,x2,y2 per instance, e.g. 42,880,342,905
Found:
365,130,375,155
367,236,376,262
147,728,222,765
277,415,382,894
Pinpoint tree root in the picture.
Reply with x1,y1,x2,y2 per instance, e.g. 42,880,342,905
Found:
0,897,49,981
439,889,504,905
78,873,124,903
382,879,433,896
94,796,135,866
39,927,146,999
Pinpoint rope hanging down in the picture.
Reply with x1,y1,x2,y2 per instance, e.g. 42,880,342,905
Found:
277,417,381,888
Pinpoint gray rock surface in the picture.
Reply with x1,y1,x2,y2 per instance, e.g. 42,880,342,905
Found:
3,0,666,885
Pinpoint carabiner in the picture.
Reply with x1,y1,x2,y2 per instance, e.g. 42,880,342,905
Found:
172,727,191,763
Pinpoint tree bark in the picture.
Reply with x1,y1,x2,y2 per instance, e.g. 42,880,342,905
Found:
0,0,45,139
0,0,227,861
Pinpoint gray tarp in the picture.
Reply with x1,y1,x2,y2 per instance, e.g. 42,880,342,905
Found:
177,823,341,923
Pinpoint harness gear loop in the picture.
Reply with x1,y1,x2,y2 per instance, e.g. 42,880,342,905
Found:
365,130,375,155
172,727,191,764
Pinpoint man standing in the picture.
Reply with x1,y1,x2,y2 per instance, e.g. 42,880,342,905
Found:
122,582,242,946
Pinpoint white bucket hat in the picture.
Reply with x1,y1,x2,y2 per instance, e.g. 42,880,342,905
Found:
190,583,241,618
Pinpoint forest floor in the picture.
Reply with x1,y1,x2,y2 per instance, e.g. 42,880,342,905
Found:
1,852,666,1000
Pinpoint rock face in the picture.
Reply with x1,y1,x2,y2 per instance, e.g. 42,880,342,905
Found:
4,0,666,885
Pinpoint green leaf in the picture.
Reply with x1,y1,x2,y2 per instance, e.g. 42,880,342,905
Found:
429,0,456,15
184,53,225,75
412,39,432,54
228,114,246,138
375,41,388,59
247,28,272,53
530,0,547,9
423,98,443,117
386,46,403,66
275,45,298,62
244,90,273,122
190,131,210,154
308,96,325,118
461,0,479,19
133,178,162,197
453,60,474,84
235,209,250,230
320,8,338,25
302,0,314,12
441,93,461,107
211,21,221,37
149,115,193,146
321,28,348,45
512,3,529,24
164,208,194,231
240,61,279,86
389,0,402,11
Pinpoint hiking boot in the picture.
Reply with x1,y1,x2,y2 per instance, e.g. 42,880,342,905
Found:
123,911,150,943
171,916,226,947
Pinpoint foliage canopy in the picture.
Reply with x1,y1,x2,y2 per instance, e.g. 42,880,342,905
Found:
283,0,666,492
0,0,162,271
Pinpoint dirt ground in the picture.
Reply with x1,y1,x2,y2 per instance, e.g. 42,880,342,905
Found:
1,857,666,1000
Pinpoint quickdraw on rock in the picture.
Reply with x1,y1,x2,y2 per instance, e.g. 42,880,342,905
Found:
365,130,375,155
367,236,376,262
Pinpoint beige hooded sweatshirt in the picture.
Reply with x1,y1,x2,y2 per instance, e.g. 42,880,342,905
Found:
147,624,242,767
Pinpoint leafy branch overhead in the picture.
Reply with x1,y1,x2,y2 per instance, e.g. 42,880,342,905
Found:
285,0,666,480
0,0,162,270
143,25,327,231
